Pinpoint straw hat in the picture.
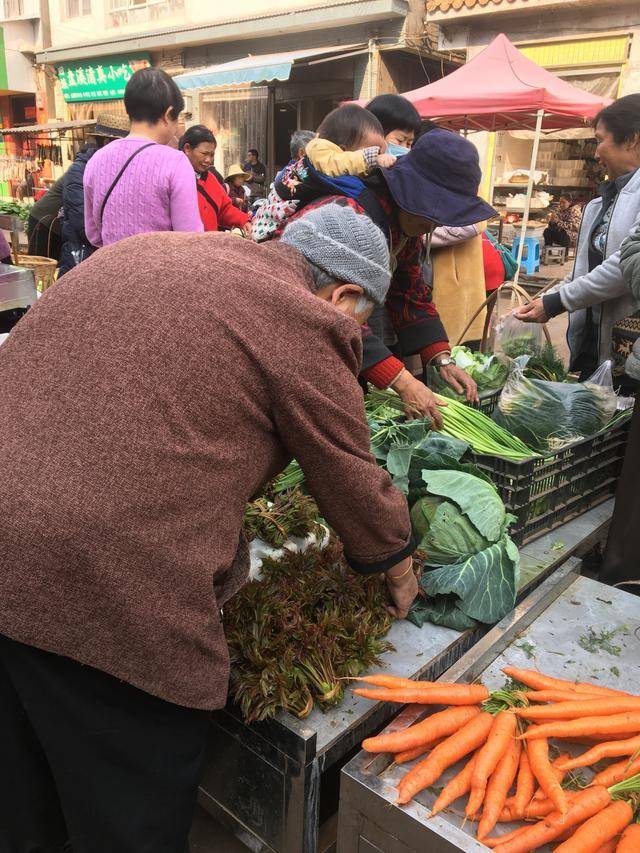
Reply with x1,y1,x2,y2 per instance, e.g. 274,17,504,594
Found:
93,111,130,139
225,163,251,181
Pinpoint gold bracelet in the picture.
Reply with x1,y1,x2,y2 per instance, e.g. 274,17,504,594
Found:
387,560,414,581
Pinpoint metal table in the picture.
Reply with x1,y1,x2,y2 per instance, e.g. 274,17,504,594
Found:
337,561,640,853
198,500,614,853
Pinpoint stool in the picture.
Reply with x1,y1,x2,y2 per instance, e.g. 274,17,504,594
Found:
512,235,541,275
543,245,567,265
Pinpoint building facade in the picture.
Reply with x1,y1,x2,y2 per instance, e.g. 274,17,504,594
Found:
34,0,454,178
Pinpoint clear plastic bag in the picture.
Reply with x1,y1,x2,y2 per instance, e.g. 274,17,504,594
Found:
494,313,544,359
493,365,618,452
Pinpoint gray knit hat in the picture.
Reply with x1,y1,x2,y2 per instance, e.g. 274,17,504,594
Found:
280,203,391,305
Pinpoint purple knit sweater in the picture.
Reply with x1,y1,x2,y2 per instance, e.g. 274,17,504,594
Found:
83,137,203,247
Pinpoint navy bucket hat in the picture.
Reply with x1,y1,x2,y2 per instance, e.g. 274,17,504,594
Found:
381,128,496,227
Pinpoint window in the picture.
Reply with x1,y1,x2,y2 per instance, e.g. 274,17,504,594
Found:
66,0,91,17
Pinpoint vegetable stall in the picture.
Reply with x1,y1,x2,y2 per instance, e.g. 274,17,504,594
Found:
197,348,631,851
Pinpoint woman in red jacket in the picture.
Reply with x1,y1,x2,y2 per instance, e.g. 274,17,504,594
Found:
179,125,251,234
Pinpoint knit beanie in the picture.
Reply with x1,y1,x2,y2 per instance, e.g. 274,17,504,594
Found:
280,203,391,305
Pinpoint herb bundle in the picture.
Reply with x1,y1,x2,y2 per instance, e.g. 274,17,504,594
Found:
243,487,321,547
224,537,394,723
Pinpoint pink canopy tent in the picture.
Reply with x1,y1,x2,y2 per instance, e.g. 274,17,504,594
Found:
400,33,611,132
394,34,612,282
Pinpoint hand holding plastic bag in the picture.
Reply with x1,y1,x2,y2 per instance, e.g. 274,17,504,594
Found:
495,313,543,359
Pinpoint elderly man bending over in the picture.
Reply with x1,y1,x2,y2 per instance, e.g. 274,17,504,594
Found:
0,204,416,853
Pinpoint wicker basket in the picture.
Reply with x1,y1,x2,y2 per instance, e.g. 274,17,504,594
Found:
16,255,57,292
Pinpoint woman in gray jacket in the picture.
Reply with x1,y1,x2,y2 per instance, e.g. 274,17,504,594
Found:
601,222,640,587
516,94,640,377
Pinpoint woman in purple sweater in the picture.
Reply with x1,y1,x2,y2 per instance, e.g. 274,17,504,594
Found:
84,68,203,247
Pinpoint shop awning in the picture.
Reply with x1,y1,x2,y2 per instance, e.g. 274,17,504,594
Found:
174,44,364,91
0,119,96,135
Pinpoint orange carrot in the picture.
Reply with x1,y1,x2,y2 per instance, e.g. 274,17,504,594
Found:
513,749,535,816
521,713,640,741
518,689,605,703
478,738,522,839
591,755,640,788
593,840,620,853
526,737,568,814
353,675,438,689
430,755,476,815
354,685,489,705
472,711,518,792
362,705,480,753
616,824,640,851
482,828,527,849
492,785,612,853
466,785,485,818
515,697,640,721
557,736,640,771
397,712,493,805
498,791,580,822
554,799,633,853
532,753,569,800
502,667,632,698
395,745,429,764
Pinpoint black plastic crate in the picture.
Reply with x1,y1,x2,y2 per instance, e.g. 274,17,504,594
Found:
470,387,502,417
469,417,631,546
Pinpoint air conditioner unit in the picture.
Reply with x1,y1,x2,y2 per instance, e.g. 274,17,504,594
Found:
182,93,193,116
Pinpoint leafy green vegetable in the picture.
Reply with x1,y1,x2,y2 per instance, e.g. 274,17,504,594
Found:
420,537,520,625
411,496,491,566
515,641,536,659
421,470,508,542
408,594,479,631
578,626,626,656
426,347,508,400
494,371,617,452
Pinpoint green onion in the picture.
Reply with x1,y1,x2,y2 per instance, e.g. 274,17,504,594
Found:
434,395,537,461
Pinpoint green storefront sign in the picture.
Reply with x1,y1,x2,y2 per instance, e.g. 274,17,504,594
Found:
57,53,151,103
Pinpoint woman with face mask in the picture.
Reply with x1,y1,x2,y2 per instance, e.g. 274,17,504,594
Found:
84,68,203,249
366,94,421,157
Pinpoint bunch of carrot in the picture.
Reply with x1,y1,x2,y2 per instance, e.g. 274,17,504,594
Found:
355,667,640,851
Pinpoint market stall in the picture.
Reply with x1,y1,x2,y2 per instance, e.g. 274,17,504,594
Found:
394,34,612,282
337,561,640,852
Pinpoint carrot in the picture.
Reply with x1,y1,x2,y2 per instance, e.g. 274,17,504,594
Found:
513,749,535,816
353,675,438,689
616,824,640,851
502,667,632,698
518,689,605,703
466,785,485,818
526,737,568,814
362,705,480,753
492,785,612,853
554,799,633,853
397,711,493,805
430,754,476,815
478,738,522,839
472,711,518,792
482,828,527,849
499,791,580,822
532,753,569,800
515,697,640,721
521,713,640,741
591,755,640,788
353,685,489,705
556,736,640,771
593,840,620,853
395,745,430,764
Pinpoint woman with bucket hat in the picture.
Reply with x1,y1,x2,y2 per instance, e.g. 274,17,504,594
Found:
280,127,496,424
225,163,252,213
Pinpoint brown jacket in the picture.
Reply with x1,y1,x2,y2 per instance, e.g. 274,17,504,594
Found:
0,232,411,710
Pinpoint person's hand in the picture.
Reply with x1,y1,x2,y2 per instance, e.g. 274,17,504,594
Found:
243,220,253,238
377,152,397,169
392,370,445,428
437,362,479,403
514,299,549,324
385,558,419,619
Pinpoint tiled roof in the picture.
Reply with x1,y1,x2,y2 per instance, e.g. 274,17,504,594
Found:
426,0,529,13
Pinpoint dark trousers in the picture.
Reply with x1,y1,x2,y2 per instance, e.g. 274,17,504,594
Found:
543,223,571,248
0,635,211,853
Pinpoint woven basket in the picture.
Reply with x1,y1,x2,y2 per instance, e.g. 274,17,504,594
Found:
16,255,57,292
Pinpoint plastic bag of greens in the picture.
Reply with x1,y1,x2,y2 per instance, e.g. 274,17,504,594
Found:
493,366,617,452
424,346,508,400
495,313,543,359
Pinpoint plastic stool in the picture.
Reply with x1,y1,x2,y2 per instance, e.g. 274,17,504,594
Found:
512,235,541,275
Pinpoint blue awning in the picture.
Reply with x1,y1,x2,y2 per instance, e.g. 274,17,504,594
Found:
174,44,363,91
